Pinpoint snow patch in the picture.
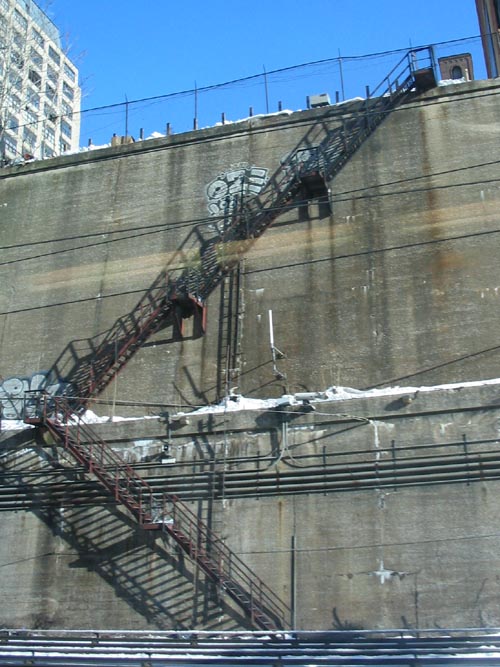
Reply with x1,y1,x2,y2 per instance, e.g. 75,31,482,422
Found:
174,376,500,418
79,410,161,424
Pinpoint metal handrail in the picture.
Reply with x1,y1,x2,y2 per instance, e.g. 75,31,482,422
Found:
42,48,435,410
25,392,291,629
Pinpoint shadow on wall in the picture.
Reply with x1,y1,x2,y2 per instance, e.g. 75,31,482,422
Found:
0,439,247,630
24,110,343,413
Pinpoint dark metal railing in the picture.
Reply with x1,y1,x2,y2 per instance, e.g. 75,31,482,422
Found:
24,392,291,630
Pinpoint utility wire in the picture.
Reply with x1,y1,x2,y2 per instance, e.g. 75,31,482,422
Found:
2,218,500,318
1,155,499,267
3,34,484,137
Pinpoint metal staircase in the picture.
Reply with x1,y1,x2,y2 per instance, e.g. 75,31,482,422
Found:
49,47,436,408
24,393,291,631
23,47,436,630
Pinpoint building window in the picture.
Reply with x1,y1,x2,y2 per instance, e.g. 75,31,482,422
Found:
24,107,37,125
48,45,60,65
10,50,24,69
7,115,18,131
31,28,44,49
47,64,58,85
28,68,41,88
61,100,72,117
4,134,17,155
43,124,55,146
45,83,57,104
0,0,10,12
59,138,70,153
451,65,463,79
64,62,76,82
8,93,21,112
30,48,43,68
23,126,37,149
62,81,74,101
9,70,22,91
13,9,27,31
60,119,71,138
44,103,57,123
26,88,39,109
42,142,54,158
13,30,24,49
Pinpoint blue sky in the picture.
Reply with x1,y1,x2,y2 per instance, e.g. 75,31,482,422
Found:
47,1,483,145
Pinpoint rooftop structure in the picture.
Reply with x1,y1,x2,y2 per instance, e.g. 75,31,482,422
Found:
0,0,81,162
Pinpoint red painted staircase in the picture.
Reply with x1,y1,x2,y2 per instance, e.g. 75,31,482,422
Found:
25,393,291,630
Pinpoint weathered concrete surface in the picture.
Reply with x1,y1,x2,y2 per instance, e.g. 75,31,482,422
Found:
1,81,499,411
2,381,500,629
1,79,500,631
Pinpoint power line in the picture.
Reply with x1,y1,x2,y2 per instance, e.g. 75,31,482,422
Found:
1,35,485,142
2,221,500,317
2,81,499,184
3,152,499,252
1,154,499,267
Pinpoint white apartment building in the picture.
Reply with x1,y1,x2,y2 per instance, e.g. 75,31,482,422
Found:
0,0,81,162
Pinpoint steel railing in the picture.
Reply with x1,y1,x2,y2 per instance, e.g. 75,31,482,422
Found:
24,392,291,630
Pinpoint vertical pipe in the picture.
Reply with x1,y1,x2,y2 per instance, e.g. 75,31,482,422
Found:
269,309,276,372
462,434,471,486
291,534,297,628
391,439,397,489
269,309,274,348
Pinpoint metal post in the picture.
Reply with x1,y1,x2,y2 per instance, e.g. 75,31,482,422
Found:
125,94,129,138
338,50,345,101
263,65,269,114
429,45,438,82
194,81,198,130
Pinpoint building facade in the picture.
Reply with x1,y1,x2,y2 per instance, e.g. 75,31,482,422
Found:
0,0,80,162
476,0,500,77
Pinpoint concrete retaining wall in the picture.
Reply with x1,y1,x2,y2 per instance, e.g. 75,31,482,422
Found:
1,79,500,631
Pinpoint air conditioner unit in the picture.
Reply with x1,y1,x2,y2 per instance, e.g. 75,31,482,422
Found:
307,93,331,109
